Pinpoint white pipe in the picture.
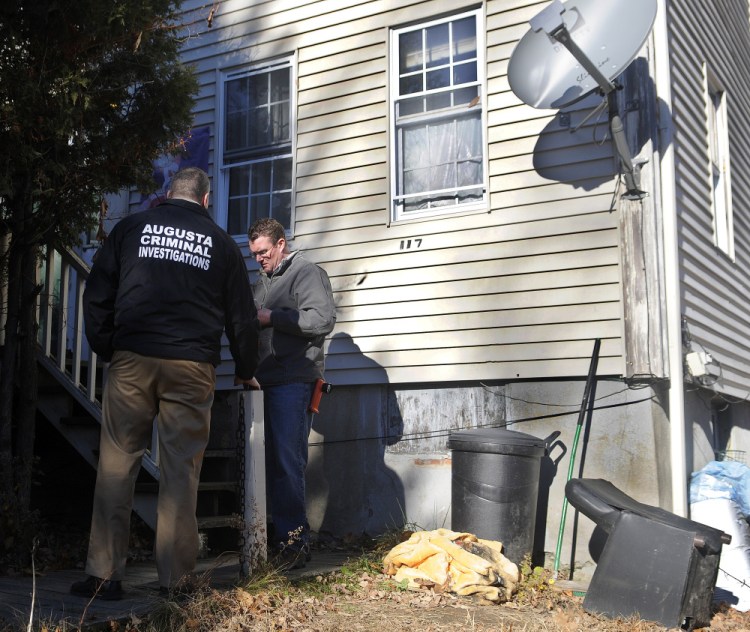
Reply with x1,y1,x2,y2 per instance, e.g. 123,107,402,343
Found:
653,0,687,516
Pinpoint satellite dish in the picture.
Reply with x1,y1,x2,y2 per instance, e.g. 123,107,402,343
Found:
508,0,657,110
507,0,658,199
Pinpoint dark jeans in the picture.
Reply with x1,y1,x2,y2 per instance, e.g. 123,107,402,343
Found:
263,381,315,551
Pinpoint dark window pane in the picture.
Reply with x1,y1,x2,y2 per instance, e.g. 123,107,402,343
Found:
248,108,270,147
270,103,290,142
225,112,245,152
226,78,248,113
251,162,272,194
399,96,425,117
454,86,478,107
249,73,269,107
426,92,451,111
426,68,450,90
229,166,250,196
275,157,293,190
425,23,449,68
452,17,477,62
250,195,270,226
270,67,290,102
273,192,292,227
399,30,423,73
453,62,477,86
228,198,247,235
400,74,423,96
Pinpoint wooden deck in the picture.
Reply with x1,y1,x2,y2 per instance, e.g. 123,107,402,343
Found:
0,551,352,630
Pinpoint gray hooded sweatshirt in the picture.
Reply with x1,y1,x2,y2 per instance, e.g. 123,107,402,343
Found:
252,251,336,385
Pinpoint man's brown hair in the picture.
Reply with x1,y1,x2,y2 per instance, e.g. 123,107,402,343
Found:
248,217,285,244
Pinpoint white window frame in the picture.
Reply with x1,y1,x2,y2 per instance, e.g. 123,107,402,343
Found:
216,56,296,238
703,64,734,260
389,9,488,223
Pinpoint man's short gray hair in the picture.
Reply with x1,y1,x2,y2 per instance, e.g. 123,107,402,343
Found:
168,167,210,203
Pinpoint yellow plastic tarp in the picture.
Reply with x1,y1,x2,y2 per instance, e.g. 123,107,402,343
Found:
383,528,519,602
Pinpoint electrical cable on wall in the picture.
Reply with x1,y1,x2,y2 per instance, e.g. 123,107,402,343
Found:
307,393,655,448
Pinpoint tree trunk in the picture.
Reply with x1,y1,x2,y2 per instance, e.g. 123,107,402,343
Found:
0,174,34,509
0,239,22,503
14,243,41,511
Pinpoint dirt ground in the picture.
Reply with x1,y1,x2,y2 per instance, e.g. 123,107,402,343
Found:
145,564,750,632
248,596,750,632
3,523,749,632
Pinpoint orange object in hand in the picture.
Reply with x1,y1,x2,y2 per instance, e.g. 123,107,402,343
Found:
308,378,332,414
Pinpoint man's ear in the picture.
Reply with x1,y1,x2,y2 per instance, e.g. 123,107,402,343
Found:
201,192,210,208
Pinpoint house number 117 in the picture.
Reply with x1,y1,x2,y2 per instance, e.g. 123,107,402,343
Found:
400,238,422,250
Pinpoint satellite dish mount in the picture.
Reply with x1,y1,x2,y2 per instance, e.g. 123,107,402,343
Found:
510,0,653,200
531,0,645,199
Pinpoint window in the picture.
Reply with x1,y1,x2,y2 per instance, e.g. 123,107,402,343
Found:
704,65,734,259
219,58,294,236
390,10,487,222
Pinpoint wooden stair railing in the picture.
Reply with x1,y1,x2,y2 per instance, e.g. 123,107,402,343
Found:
35,246,159,490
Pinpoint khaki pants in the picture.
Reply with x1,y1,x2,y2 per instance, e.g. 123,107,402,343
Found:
85,350,215,587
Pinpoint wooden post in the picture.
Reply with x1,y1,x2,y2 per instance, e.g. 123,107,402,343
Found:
242,389,267,576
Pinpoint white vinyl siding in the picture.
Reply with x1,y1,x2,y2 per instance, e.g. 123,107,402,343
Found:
176,0,626,389
670,0,750,399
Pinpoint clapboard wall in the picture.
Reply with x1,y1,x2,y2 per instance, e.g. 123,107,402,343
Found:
668,0,750,400
174,0,628,388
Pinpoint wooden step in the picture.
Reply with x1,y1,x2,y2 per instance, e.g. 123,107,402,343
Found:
60,415,98,427
197,515,239,529
204,449,235,459
134,481,237,494
198,482,237,492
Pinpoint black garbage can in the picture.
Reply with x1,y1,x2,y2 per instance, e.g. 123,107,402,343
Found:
449,428,546,564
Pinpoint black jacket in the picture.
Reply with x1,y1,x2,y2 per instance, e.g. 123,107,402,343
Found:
83,198,259,378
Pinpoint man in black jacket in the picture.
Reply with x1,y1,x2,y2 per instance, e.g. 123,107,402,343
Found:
71,167,259,600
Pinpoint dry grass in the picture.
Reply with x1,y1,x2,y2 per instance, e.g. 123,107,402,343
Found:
90,549,750,632
4,527,747,632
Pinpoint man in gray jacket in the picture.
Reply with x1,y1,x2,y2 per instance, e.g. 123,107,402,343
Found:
248,218,336,569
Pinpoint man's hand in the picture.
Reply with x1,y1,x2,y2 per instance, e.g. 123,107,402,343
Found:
234,376,261,390
257,307,272,328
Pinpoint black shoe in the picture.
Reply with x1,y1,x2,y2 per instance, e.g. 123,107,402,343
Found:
70,576,123,601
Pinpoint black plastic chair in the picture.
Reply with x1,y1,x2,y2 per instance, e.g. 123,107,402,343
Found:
565,478,731,630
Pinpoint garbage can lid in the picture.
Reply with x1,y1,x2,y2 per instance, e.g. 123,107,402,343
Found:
448,428,547,457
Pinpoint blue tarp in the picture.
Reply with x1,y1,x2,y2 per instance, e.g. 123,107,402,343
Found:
690,460,750,518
